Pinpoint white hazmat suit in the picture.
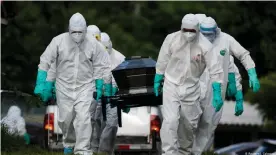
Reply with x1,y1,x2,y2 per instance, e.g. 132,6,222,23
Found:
91,32,125,155
192,16,256,155
37,13,111,155
1,106,27,136
193,56,242,154
86,25,114,154
156,14,224,155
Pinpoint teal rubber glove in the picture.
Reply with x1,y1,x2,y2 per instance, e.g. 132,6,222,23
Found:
112,87,118,96
40,81,54,103
212,82,224,112
96,79,104,101
234,90,244,116
122,107,130,113
34,69,47,95
104,83,112,103
104,83,112,97
226,73,237,97
23,133,30,145
247,68,260,93
154,74,164,97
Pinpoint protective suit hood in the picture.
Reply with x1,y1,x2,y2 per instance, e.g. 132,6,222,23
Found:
69,13,87,44
181,14,199,42
87,25,101,41
100,32,112,54
1,105,26,136
200,17,218,43
195,14,207,24
7,105,21,117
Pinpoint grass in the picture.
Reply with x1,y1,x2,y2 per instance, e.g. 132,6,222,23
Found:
1,125,62,155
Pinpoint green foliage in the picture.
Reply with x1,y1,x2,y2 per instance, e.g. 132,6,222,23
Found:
2,1,276,116
245,72,276,121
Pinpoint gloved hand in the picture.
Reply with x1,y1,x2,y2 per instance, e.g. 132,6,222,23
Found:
96,79,104,101
34,69,54,103
34,69,47,96
212,82,224,112
112,87,118,96
104,83,112,103
122,107,130,114
226,73,237,97
40,81,54,103
154,74,164,96
23,133,30,145
104,83,112,97
234,90,244,116
247,68,260,93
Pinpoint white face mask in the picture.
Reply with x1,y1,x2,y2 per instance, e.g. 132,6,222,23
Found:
183,32,197,42
70,32,85,43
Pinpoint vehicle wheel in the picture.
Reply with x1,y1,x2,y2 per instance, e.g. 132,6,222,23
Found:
151,131,162,155
44,130,50,150
44,130,55,151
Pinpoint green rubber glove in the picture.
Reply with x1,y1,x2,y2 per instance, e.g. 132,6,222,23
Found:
247,68,260,93
40,81,54,103
23,133,30,145
104,84,112,97
154,74,164,97
34,69,47,95
96,79,104,101
212,82,224,112
234,90,244,116
122,107,130,113
227,73,237,97
112,87,118,96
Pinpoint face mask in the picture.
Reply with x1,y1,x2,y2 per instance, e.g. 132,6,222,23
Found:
70,32,85,43
183,32,197,42
202,32,216,43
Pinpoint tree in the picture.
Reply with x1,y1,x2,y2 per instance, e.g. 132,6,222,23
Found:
1,2,276,112
245,72,276,121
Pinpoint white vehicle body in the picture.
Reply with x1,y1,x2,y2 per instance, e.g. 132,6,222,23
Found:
44,103,162,154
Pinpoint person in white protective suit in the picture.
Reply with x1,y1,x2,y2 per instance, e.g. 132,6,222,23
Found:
1,106,31,145
33,13,111,155
193,56,243,155
86,25,113,155
192,16,260,155
154,13,225,155
90,32,125,155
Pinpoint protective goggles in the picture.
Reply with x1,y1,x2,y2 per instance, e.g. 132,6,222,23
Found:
95,34,101,41
200,25,217,33
71,31,83,34
182,28,196,33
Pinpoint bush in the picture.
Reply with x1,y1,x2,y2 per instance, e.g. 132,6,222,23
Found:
245,72,276,121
